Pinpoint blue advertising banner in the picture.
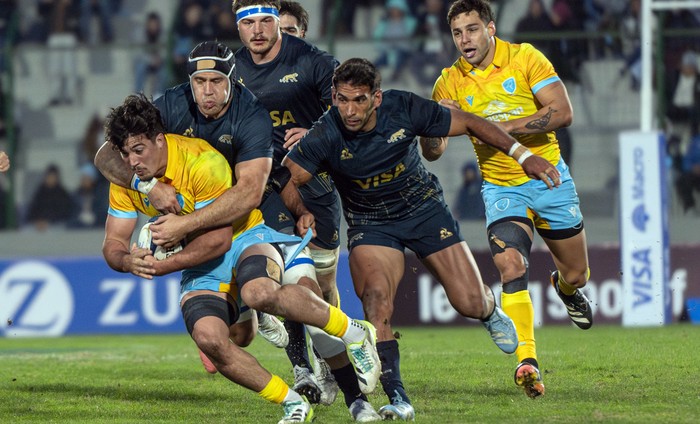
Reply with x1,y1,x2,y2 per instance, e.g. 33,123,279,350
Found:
0,256,364,338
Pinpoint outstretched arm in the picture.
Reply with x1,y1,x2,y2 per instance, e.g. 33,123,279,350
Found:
448,109,561,189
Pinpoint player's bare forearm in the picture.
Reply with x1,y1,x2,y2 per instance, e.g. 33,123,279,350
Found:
419,136,448,162
449,110,519,155
94,141,133,187
102,238,130,272
280,180,311,219
282,157,313,188
154,226,232,276
501,82,573,135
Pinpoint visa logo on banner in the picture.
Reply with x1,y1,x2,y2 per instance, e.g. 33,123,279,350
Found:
618,131,670,326
0,259,184,337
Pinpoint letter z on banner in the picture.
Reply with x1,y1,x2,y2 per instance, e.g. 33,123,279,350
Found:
618,131,670,326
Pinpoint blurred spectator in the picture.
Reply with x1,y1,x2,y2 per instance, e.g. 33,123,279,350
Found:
68,163,108,228
619,0,642,90
25,163,73,231
133,11,167,99
78,111,105,167
515,0,554,55
666,50,700,141
0,0,16,136
549,0,585,84
676,134,700,214
79,0,119,44
410,0,453,87
45,0,80,106
209,2,238,43
372,0,417,83
171,1,208,83
452,161,485,221
661,9,700,74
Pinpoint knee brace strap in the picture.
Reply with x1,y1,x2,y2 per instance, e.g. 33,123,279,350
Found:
236,255,282,287
181,294,238,336
487,221,532,258
309,247,339,275
488,221,532,294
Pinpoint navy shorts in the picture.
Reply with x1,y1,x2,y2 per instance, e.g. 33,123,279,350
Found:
346,200,463,259
259,188,296,235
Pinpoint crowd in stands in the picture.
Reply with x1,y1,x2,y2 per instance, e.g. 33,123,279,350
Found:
1,0,700,229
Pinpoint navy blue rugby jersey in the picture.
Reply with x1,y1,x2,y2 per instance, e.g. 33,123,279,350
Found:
287,90,452,225
234,33,338,169
154,80,273,171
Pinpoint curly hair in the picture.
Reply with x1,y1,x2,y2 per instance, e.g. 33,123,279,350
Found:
104,93,165,153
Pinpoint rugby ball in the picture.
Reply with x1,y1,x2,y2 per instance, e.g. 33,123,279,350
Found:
137,218,184,260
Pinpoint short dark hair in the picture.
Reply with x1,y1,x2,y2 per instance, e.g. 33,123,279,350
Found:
279,1,309,32
232,0,281,13
332,58,382,93
447,0,494,26
104,93,165,153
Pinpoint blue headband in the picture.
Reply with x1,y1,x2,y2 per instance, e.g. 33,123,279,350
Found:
236,5,280,23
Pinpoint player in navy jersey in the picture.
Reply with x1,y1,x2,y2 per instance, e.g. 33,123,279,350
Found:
284,58,560,421
232,0,349,415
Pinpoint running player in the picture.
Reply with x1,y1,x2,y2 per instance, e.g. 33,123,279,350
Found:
284,58,559,420
429,0,592,399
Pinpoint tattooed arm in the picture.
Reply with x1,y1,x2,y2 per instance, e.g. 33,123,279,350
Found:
498,81,573,136
420,136,448,161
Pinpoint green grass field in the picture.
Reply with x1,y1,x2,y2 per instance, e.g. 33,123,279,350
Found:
1,325,699,423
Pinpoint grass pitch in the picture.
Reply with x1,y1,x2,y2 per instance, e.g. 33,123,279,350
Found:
1,325,699,423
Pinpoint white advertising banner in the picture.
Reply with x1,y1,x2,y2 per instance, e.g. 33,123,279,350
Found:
618,131,670,326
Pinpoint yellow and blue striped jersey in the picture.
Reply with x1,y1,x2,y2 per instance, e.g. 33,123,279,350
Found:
108,133,263,239
432,37,561,186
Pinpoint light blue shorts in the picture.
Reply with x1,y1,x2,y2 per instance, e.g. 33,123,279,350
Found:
482,160,583,231
179,224,303,303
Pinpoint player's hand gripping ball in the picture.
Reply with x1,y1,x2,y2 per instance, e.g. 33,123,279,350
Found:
137,217,185,260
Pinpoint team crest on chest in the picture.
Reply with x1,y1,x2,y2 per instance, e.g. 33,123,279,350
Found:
340,148,353,160
387,128,406,143
502,77,516,94
279,73,299,83
218,134,232,145
466,95,474,106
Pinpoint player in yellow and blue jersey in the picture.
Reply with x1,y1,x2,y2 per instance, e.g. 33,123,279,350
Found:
101,94,381,424
428,0,593,399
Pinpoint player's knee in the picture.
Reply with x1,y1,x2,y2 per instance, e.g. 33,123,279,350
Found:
237,254,282,310
488,221,532,288
230,321,255,347
361,283,394,316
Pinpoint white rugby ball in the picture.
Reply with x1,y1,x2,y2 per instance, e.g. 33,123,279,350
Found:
137,218,184,260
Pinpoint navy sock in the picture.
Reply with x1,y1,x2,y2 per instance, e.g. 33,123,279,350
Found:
283,319,312,369
331,363,367,407
377,340,411,405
